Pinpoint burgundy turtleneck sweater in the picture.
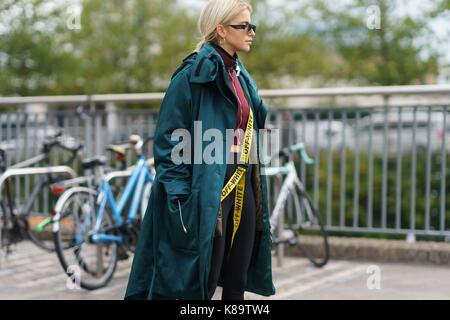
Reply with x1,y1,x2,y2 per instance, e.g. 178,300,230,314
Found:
211,42,250,145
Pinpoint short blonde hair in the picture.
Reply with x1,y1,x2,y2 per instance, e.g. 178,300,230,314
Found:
195,0,253,52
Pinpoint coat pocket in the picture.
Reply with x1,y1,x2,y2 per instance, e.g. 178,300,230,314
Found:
166,190,199,250
156,240,201,299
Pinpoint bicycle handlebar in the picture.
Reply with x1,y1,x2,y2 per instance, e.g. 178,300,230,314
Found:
42,132,83,155
266,142,314,165
60,142,84,154
41,132,84,166
288,143,314,165
113,135,154,149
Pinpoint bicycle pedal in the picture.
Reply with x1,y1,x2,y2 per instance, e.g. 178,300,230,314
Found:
117,247,129,260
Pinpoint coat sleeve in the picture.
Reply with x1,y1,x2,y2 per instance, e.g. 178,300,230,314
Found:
153,71,193,197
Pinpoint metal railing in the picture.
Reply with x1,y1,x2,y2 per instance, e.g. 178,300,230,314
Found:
0,84,449,240
272,104,449,240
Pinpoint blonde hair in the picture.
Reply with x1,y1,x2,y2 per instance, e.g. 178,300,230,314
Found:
195,0,253,52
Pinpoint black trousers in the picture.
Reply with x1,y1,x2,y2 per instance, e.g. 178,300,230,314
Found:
207,153,256,300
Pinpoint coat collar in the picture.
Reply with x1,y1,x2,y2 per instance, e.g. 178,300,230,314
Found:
179,41,250,85
210,42,238,71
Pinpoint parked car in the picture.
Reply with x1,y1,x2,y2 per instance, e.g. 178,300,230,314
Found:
347,111,450,155
292,111,449,155
294,120,350,151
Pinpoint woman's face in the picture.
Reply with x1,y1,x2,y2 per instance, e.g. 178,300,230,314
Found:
217,9,256,55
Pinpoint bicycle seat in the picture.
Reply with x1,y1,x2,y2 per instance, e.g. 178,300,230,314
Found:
82,156,107,170
106,144,126,157
129,135,142,145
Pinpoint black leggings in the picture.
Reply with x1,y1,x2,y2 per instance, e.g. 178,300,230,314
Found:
207,154,256,300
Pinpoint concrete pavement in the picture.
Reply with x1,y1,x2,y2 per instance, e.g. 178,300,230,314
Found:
1,241,450,300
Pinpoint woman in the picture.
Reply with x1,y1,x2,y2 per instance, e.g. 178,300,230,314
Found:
125,0,275,300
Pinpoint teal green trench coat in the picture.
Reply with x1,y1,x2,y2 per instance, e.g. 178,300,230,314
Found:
124,42,276,299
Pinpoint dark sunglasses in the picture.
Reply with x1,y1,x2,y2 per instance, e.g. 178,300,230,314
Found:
226,23,256,33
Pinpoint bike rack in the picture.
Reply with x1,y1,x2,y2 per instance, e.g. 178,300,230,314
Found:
0,166,77,200
273,174,286,268
123,157,155,174
104,169,133,183
103,157,155,183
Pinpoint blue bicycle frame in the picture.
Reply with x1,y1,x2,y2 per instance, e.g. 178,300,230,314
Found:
83,155,154,245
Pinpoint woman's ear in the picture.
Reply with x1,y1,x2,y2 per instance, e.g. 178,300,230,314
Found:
216,24,227,40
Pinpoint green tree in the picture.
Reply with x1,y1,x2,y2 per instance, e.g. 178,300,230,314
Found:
0,0,79,95
1,0,448,96
0,0,199,95
69,0,197,93
296,0,444,85
242,0,341,88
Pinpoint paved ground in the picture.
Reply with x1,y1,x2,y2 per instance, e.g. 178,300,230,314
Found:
1,241,450,300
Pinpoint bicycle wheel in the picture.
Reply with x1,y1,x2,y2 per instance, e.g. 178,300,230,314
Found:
0,193,27,255
119,181,152,254
0,200,18,255
0,202,9,258
23,177,65,252
53,189,118,290
291,186,329,267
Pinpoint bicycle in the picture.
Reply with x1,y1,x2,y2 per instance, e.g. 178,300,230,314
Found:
52,134,155,290
0,132,85,257
265,142,329,267
33,140,130,247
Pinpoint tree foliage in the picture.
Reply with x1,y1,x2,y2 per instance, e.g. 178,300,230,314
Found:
296,0,446,85
0,0,447,96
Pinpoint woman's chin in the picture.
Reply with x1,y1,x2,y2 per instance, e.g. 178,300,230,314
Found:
240,44,252,52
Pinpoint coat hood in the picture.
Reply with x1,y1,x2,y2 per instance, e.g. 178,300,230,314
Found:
173,42,252,86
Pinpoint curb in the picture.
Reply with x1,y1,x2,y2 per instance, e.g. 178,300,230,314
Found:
283,236,450,266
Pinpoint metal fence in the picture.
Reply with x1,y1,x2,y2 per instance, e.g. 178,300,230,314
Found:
272,105,449,241
0,84,449,239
